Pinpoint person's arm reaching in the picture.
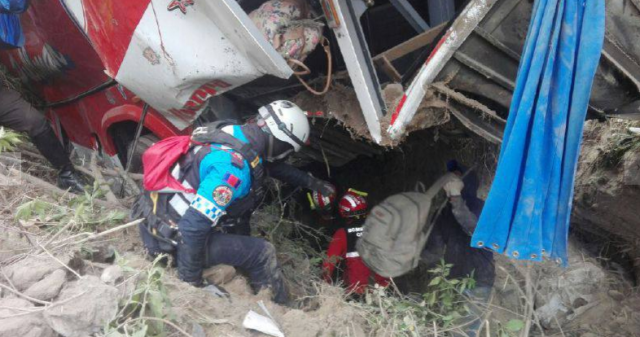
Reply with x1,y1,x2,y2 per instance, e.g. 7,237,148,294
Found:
450,196,478,236
322,228,347,283
443,175,478,236
267,161,335,195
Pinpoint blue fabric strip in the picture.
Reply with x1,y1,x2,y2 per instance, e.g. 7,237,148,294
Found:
471,0,605,265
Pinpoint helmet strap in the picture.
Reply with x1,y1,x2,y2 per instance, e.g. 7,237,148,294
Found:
266,134,293,162
265,105,306,148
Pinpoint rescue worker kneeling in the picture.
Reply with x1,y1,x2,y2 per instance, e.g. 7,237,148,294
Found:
131,100,334,305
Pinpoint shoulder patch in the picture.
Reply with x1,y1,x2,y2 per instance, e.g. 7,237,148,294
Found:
213,186,233,206
231,152,244,169
224,173,241,189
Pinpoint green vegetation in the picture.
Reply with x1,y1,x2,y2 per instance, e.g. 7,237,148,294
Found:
105,254,175,337
15,181,127,232
0,127,22,153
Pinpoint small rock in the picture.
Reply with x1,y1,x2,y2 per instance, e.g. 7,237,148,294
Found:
0,298,56,337
572,297,588,309
100,265,124,285
203,265,236,285
44,276,119,337
536,294,568,327
6,255,70,291
24,269,67,301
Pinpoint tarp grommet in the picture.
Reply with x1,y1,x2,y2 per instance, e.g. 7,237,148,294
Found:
477,241,484,247
531,254,538,259
492,243,499,250
512,251,520,258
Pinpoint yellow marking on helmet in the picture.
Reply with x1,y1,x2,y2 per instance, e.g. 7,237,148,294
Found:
348,188,368,197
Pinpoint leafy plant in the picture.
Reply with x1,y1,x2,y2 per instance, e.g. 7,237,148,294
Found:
495,318,525,337
0,127,22,153
423,260,476,327
105,254,175,337
356,261,477,336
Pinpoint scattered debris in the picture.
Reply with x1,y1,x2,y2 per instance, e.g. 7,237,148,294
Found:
243,310,284,337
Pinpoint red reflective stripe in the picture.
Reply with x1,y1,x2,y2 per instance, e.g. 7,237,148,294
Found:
425,31,451,65
389,94,408,126
82,0,151,76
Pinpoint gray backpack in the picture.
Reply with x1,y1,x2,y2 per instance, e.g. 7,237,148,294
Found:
357,174,454,277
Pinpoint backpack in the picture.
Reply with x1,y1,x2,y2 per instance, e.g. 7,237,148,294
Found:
356,174,456,278
130,191,182,257
142,135,195,194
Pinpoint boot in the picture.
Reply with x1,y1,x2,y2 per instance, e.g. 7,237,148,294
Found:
30,127,86,193
57,166,87,193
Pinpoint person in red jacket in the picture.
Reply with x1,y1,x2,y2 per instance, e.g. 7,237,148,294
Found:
320,189,389,295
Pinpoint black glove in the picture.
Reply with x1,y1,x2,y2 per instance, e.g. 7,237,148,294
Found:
308,177,336,196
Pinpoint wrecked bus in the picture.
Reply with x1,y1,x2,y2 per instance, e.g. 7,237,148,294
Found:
1,0,639,168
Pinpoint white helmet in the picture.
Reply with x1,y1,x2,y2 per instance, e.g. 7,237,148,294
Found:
258,100,310,152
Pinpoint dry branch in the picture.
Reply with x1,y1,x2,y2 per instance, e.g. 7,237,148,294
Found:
72,218,144,246
90,153,120,205
0,283,51,306
9,168,124,210
114,165,141,195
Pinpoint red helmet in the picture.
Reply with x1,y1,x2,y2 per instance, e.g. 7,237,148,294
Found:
338,189,368,219
309,190,336,212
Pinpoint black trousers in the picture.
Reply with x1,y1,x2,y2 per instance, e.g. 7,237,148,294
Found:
176,208,288,304
0,87,71,170
424,208,495,288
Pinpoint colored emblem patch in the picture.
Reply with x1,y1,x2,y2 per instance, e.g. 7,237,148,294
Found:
231,152,245,169
224,173,241,189
212,186,233,206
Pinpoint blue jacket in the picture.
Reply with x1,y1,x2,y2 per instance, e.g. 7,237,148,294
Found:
176,124,313,284
189,125,255,224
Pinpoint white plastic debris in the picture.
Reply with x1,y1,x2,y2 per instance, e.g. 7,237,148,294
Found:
629,127,640,135
242,310,285,337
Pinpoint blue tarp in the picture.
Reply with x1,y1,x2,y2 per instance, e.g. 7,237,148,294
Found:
470,0,605,265
0,0,29,14
0,0,27,49
0,13,23,49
